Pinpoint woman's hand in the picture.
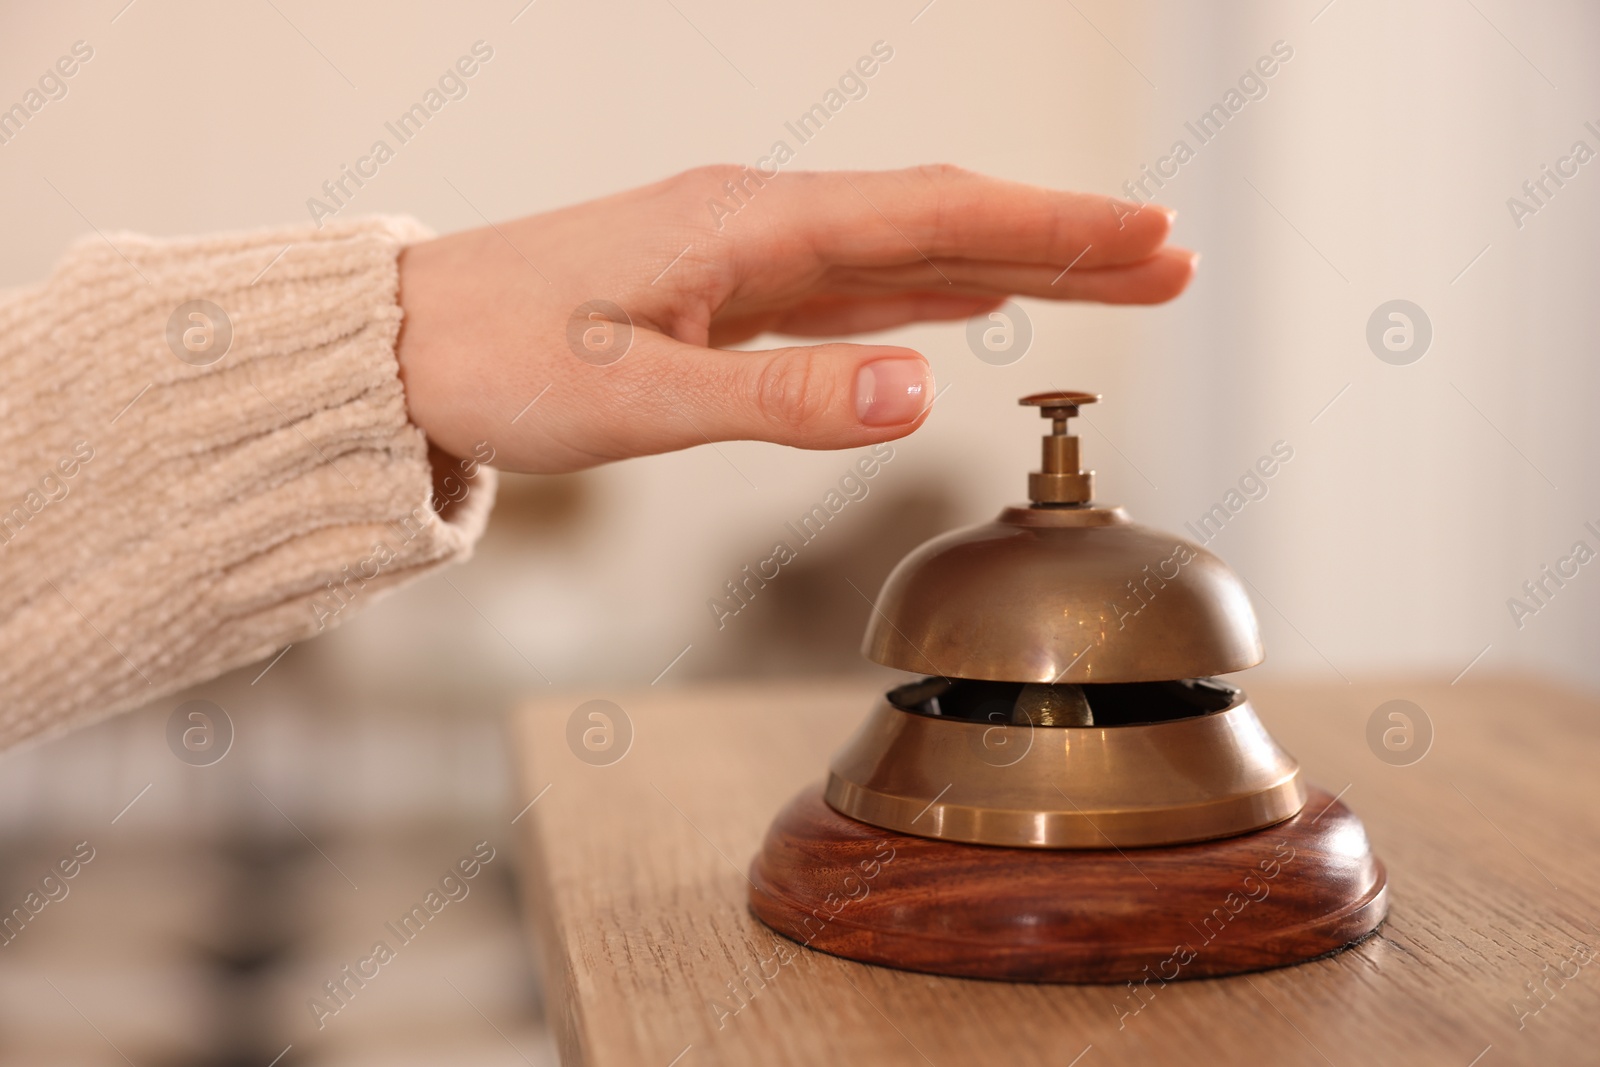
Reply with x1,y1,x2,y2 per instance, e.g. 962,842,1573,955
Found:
395,164,1192,474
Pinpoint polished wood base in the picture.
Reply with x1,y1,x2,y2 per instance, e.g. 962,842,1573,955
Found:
748,783,1387,983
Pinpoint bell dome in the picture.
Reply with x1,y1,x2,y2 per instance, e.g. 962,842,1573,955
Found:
861,392,1263,684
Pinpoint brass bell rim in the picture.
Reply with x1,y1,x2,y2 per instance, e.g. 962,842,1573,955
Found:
824,695,1306,849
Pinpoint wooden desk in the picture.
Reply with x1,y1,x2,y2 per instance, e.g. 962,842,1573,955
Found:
512,676,1599,1066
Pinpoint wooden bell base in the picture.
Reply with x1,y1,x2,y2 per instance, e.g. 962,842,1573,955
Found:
748,784,1387,983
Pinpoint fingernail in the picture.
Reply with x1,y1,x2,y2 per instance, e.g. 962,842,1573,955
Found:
855,358,931,427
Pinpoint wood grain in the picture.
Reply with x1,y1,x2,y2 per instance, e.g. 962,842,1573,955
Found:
748,784,1386,983
512,675,1600,1066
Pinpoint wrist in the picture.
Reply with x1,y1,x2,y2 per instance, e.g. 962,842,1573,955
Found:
395,235,473,463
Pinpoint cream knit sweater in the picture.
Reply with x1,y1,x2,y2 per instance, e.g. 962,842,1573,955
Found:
0,217,495,751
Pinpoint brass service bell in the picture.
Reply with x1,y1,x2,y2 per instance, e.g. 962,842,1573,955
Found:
748,392,1388,983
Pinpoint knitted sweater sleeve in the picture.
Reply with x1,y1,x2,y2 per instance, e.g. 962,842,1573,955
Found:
0,216,496,750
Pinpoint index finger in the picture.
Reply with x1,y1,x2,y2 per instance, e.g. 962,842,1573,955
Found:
740,164,1176,273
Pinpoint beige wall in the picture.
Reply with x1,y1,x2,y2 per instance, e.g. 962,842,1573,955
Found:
3,0,1596,695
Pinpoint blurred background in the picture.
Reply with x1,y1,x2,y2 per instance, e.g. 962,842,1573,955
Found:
2,0,1597,1062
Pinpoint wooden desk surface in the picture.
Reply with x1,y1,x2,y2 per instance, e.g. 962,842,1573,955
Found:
512,676,1599,1067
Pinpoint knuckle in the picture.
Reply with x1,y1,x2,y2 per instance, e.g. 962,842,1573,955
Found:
914,161,968,184
910,164,969,243
752,349,836,430
673,163,743,193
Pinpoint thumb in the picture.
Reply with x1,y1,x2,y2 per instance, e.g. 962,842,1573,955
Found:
621,336,935,452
